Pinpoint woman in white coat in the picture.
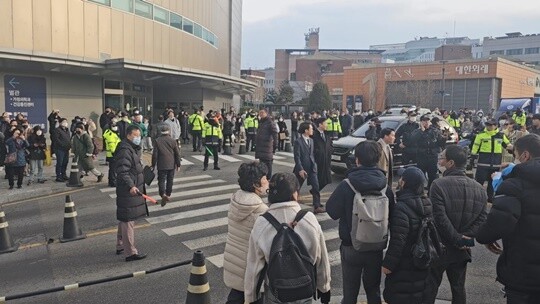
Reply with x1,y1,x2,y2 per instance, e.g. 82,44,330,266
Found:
244,172,331,304
223,161,269,304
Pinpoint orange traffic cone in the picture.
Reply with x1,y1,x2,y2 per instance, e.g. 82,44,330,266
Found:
59,195,86,243
0,210,18,254
186,250,211,304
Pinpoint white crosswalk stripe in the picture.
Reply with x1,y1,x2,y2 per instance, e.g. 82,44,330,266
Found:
276,151,294,158
235,154,294,168
147,193,231,212
180,158,194,165
99,175,212,193
108,179,228,198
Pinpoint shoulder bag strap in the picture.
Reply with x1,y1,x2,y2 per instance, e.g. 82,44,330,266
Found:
292,210,309,228
261,212,283,232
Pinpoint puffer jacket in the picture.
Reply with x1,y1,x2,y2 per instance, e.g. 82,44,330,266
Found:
429,168,487,263
223,190,268,292
477,157,540,293
5,137,29,167
244,201,331,303
326,166,388,246
114,139,147,222
255,117,278,161
382,189,433,304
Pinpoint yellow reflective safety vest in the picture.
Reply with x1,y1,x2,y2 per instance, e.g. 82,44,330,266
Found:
189,114,205,131
244,116,258,135
447,117,461,128
103,129,121,158
325,117,342,139
471,128,510,167
202,122,223,146
512,112,526,127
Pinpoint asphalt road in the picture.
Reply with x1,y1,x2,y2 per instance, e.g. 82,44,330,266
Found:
0,145,505,304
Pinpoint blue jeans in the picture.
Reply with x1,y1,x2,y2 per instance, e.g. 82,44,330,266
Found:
55,149,69,179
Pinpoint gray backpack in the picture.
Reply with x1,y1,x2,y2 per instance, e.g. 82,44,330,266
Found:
344,179,389,252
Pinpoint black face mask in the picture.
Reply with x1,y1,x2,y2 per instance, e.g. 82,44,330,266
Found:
23,125,28,129
76,130,82,135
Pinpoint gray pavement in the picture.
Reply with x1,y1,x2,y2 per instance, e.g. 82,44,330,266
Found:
0,144,506,303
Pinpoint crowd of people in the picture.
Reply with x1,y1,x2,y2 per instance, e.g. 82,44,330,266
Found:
2,103,540,303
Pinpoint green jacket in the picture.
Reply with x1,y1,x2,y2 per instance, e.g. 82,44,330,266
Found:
189,114,205,131
72,132,95,170
471,128,510,167
103,129,121,158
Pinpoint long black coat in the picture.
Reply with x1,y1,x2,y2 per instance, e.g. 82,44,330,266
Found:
28,133,47,160
383,190,433,304
477,157,540,293
255,117,277,161
115,140,147,222
312,130,332,190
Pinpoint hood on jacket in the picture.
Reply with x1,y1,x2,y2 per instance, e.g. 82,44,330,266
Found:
396,189,431,217
228,190,266,222
509,157,540,186
347,166,387,193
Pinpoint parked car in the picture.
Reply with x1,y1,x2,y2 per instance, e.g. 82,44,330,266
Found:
330,115,458,174
383,106,431,116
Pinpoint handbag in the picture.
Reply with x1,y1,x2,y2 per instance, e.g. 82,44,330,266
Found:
5,152,16,165
279,132,286,140
143,165,155,186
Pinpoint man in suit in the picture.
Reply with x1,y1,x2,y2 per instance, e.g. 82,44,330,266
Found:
313,117,333,191
293,121,324,214
377,128,395,186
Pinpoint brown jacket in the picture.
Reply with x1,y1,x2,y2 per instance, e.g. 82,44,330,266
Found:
377,138,393,185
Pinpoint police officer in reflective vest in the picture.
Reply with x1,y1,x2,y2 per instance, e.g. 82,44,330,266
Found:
244,111,258,152
202,113,223,171
325,111,342,140
512,108,527,128
103,123,121,187
446,112,461,135
471,118,512,203
189,110,205,152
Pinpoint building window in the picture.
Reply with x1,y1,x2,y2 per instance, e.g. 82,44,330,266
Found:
183,19,193,34
153,6,168,24
134,0,152,19
89,0,111,5
193,23,203,38
525,47,540,54
506,49,523,55
490,50,504,55
170,12,182,30
111,0,133,12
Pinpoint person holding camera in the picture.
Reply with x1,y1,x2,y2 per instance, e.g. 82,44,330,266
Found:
5,128,29,189
426,145,488,303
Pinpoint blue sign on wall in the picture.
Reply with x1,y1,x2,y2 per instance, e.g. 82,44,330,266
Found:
4,75,47,132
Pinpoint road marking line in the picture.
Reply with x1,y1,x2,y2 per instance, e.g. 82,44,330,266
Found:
17,223,152,250
235,154,294,167
180,159,194,165
182,233,228,250
147,204,229,224
109,180,228,198
162,217,229,236
191,155,205,162
207,254,224,268
3,187,93,206
276,151,294,158
99,175,212,193
218,155,242,162
147,193,232,212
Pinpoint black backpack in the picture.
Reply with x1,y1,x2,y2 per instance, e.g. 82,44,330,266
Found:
256,210,317,302
411,216,445,269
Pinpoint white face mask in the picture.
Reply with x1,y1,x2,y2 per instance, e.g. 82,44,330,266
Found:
61,122,68,127
409,117,416,122
111,126,118,132
36,130,43,136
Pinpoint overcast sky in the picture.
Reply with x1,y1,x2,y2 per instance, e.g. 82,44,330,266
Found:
241,0,540,69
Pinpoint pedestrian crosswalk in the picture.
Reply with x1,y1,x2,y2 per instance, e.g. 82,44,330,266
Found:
99,173,344,269
166,150,297,167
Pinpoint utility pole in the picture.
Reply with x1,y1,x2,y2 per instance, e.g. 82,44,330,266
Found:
439,38,447,108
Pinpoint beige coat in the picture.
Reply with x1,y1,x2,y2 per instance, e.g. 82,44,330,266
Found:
223,190,268,292
244,201,331,303
377,138,393,184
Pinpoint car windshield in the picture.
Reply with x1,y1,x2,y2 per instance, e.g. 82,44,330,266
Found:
352,120,400,137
